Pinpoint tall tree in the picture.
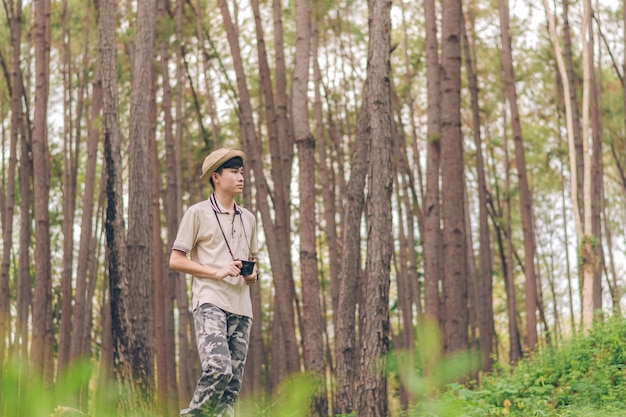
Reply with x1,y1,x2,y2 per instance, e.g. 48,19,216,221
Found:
334,96,370,416
462,7,494,371
498,0,539,350
157,1,180,412
30,0,54,382
292,0,328,415
440,0,468,354
58,0,77,374
579,0,600,328
126,0,157,400
100,0,133,398
70,0,102,365
423,0,443,325
355,1,393,416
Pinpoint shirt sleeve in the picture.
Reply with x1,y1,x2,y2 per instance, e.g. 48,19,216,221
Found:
172,206,198,254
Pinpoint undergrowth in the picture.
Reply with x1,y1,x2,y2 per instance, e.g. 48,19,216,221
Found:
449,317,626,416
2,317,626,416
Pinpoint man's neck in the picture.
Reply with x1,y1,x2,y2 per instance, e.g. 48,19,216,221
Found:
213,190,236,213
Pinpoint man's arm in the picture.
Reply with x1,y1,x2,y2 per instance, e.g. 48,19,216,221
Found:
169,249,242,280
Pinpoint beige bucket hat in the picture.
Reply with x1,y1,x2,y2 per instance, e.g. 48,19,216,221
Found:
199,148,246,180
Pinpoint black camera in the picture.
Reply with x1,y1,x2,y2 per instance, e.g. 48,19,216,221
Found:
240,260,255,276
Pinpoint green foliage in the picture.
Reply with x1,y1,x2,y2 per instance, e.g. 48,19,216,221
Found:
4,319,626,417
0,358,318,417
450,317,626,416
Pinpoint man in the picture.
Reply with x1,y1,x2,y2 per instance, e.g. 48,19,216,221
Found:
170,148,258,417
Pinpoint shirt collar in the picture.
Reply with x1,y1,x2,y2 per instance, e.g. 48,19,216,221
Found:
210,194,241,215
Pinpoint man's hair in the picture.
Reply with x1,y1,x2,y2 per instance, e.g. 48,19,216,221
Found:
210,156,244,188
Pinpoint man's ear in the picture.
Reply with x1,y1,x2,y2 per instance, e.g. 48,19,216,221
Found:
211,171,220,184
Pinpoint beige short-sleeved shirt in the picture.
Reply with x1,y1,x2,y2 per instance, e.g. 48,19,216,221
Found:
172,194,258,318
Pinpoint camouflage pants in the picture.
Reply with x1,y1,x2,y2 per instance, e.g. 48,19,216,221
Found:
181,303,252,417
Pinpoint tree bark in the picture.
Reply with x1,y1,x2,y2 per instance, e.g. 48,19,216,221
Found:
293,0,328,415
100,0,133,398
334,95,369,415
126,0,157,401
30,0,54,382
58,0,80,374
71,0,102,365
580,0,598,329
355,2,393,416
423,0,443,325
440,0,468,354
157,3,181,411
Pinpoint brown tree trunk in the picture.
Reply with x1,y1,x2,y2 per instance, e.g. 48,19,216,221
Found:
17,91,32,361
334,91,370,417
500,88,523,364
498,0,538,350
157,3,180,411
293,0,328,415
589,15,603,319
441,0,468,354
126,0,157,401
462,8,494,371
101,0,133,396
423,0,443,325
355,2,393,416
30,0,54,383
174,0,195,405
58,0,77,374
70,0,102,365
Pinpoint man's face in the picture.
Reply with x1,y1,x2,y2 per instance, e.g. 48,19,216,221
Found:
213,166,244,196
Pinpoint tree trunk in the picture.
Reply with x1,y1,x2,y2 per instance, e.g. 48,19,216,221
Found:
101,0,133,397
462,8,494,371
59,0,77,374
31,0,54,383
334,93,369,415
589,13,603,320
423,0,443,325
563,0,584,219
126,0,157,401
580,0,597,329
157,3,181,411
70,0,102,365
293,0,328,415
173,0,195,405
500,85,523,364
355,2,393,417
498,0,538,350
441,0,468,354
17,88,32,361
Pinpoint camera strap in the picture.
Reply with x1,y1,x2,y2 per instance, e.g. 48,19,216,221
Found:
212,196,251,261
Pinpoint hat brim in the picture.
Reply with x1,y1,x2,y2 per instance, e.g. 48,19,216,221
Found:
199,149,246,180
